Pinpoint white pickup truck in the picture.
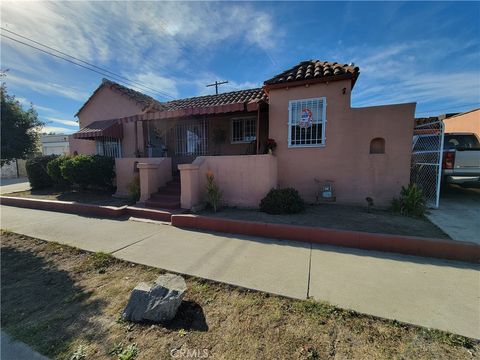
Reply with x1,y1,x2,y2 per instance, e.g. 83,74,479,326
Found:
442,133,480,184
412,132,480,186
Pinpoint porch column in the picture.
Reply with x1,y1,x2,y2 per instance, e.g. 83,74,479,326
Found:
178,163,200,209
137,163,159,202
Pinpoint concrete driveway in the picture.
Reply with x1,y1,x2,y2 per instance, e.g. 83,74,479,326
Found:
426,184,480,244
0,177,30,194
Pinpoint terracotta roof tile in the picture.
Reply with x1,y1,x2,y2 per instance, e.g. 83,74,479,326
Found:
157,88,267,111
264,60,360,88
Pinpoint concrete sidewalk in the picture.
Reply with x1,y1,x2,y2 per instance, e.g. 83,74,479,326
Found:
0,177,30,194
1,205,479,339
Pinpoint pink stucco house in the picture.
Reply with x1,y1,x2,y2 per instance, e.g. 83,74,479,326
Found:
70,60,416,210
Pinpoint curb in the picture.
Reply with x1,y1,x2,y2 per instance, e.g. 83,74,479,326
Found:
0,196,126,218
171,214,480,264
2,196,478,263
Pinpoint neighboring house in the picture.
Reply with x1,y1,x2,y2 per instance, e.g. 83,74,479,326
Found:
41,134,70,155
443,108,480,138
70,60,415,208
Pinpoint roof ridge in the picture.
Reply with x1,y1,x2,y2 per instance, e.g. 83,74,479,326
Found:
163,87,263,104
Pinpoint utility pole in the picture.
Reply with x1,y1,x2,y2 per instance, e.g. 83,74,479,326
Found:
206,80,228,95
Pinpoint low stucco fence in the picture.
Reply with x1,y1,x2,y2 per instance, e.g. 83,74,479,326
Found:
115,157,171,199
179,154,277,210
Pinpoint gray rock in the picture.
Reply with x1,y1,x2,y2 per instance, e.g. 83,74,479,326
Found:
122,273,187,323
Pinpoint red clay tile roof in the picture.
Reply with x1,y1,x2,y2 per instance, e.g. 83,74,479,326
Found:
264,60,360,88
76,79,267,117
157,88,267,111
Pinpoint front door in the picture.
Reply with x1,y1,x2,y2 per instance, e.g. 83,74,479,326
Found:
171,118,209,173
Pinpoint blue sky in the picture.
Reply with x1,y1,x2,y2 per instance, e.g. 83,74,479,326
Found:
1,1,479,134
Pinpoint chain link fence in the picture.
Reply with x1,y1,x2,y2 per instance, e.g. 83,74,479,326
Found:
411,120,444,208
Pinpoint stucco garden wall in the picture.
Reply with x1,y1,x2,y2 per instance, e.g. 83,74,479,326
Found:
115,157,171,198
179,154,277,209
268,80,415,206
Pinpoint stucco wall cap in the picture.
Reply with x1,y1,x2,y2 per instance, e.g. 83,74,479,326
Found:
137,163,159,169
178,163,200,171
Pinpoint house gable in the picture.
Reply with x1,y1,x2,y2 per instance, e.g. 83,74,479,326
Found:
76,85,147,129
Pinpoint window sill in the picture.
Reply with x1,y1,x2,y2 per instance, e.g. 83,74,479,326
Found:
287,144,326,148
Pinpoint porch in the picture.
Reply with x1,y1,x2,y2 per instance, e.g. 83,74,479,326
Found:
92,99,274,210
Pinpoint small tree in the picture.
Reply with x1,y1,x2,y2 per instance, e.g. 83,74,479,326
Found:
1,84,43,165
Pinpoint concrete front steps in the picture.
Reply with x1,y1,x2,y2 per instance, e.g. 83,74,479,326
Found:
145,177,181,210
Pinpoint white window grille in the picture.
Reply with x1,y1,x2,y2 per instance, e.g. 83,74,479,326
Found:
175,119,208,156
231,117,257,143
288,97,326,147
96,137,122,158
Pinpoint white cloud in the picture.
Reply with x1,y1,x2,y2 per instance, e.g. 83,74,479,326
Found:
46,117,78,127
340,41,480,113
5,74,89,100
40,125,74,134
16,97,59,113
131,72,179,99
1,1,280,102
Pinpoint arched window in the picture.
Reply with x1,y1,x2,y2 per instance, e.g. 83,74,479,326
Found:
370,138,385,154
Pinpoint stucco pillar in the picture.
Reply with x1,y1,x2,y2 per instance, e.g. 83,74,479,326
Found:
178,163,200,209
138,163,159,202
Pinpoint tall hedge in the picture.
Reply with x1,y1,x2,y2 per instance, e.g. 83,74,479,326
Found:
61,155,115,189
46,155,71,187
26,155,58,189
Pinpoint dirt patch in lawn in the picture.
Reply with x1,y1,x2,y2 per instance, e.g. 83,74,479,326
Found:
3,188,132,207
200,204,450,239
2,231,476,359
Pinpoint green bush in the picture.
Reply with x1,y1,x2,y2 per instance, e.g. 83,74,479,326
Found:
205,171,222,212
392,183,426,217
46,155,71,187
61,155,115,190
260,187,305,214
127,175,140,202
26,155,57,189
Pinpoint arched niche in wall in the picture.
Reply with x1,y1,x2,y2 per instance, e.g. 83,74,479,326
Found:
370,137,385,154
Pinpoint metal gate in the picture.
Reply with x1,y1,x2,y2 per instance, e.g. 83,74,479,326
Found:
411,120,444,208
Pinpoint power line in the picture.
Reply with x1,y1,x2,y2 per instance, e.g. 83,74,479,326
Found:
1,30,175,100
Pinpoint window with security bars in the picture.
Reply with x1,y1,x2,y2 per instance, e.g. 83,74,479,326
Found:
232,117,257,143
288,97,326,147
96,137,122,158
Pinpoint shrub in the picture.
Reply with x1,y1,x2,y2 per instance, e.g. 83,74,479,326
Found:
260,187,305,214
46,155,71,187
61,155,115,190
26,155,57,189
127,175,140,202
205,171,222,212
392,183,426,217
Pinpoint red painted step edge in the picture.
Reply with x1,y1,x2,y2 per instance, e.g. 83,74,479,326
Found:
171,214,480,264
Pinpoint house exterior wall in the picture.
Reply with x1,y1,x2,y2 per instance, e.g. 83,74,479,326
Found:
443,109,480,138
70,86,144,156
268,80,415,205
